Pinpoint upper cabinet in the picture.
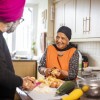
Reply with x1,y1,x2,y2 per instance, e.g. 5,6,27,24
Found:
64,0,75,37
75,0,100,38
54,0,64,37
54,0,100,40
54,0,75,37
75,0,90,38
90,0,100,37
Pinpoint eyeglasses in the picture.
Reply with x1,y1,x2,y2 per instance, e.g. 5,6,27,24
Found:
19,18,24,23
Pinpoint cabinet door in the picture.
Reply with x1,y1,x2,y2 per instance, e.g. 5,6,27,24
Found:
64,0,75,38
90,0,100,37
54,1,64,37
75,0,90,38
13,61,37,78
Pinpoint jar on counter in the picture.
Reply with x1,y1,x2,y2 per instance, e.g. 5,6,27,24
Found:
83,62,88,68
82,56,89,68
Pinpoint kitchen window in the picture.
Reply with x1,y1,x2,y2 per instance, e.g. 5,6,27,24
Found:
4,6,37,57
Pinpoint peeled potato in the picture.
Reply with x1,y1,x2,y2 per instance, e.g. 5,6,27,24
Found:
51,69,59,77
50,82,57,88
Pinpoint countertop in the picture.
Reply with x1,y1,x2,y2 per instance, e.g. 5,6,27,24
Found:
12,59,37,62
78,70,100,78
17,88,100,100
12,56,39,61
17,70,100,100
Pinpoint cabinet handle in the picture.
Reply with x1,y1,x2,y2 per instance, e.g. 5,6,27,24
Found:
89,17,90,31
86,17,90,32
83,18,86,33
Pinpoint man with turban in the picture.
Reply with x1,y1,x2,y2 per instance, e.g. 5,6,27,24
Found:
0,0,35,99
38,26,79,80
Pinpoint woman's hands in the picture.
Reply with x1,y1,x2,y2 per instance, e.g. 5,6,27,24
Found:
22,76,36,91
45,67,60,77
45,68,52,77
51,68,61,77
45,67,68,80
58,70,68,79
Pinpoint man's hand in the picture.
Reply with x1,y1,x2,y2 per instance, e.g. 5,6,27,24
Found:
22,76,36,91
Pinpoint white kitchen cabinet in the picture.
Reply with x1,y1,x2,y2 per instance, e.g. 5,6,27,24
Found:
54,0,64,37
75,0,100,38
90,0,100,37
54,0,100,40
75,0,90,38
54,0,75,37
64,0,75,38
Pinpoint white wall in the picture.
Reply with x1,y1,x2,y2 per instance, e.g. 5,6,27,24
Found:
36,0,48,57
36,0,54,57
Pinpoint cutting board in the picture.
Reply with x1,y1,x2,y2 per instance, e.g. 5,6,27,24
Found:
26,85,68,100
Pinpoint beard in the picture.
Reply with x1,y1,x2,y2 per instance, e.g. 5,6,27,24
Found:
6,21,19,33
6,26,16,33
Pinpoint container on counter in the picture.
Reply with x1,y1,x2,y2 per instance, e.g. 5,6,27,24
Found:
82,56,89,68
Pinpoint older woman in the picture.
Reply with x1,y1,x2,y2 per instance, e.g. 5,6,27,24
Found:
38,26,79,81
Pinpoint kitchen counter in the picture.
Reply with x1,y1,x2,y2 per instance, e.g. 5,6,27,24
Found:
16,71,100,100
12,58,37,62
16,87,100,100
78,70,100,78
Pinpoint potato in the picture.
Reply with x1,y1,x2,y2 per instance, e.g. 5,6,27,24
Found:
50,82,57,88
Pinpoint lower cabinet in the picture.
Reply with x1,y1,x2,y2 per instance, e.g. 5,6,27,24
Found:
12,60,37,78
12,60,37,100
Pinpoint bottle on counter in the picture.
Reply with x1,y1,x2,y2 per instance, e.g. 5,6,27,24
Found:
82,56,89,68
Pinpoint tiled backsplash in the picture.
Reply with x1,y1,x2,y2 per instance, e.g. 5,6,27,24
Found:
76,42,100,66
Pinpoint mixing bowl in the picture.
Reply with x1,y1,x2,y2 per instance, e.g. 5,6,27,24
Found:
77,77,100,98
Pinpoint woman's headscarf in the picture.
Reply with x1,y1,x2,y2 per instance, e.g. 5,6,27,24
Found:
57,26,72,40
0,0,25,22
54,26,77,51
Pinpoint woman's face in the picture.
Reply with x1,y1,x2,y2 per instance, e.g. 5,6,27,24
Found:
55,32,69,49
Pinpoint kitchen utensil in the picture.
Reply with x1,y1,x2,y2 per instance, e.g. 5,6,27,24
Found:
77,76,85,81
77,77,100,98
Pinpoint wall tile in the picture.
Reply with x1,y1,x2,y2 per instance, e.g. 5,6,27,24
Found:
76,42,100,66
